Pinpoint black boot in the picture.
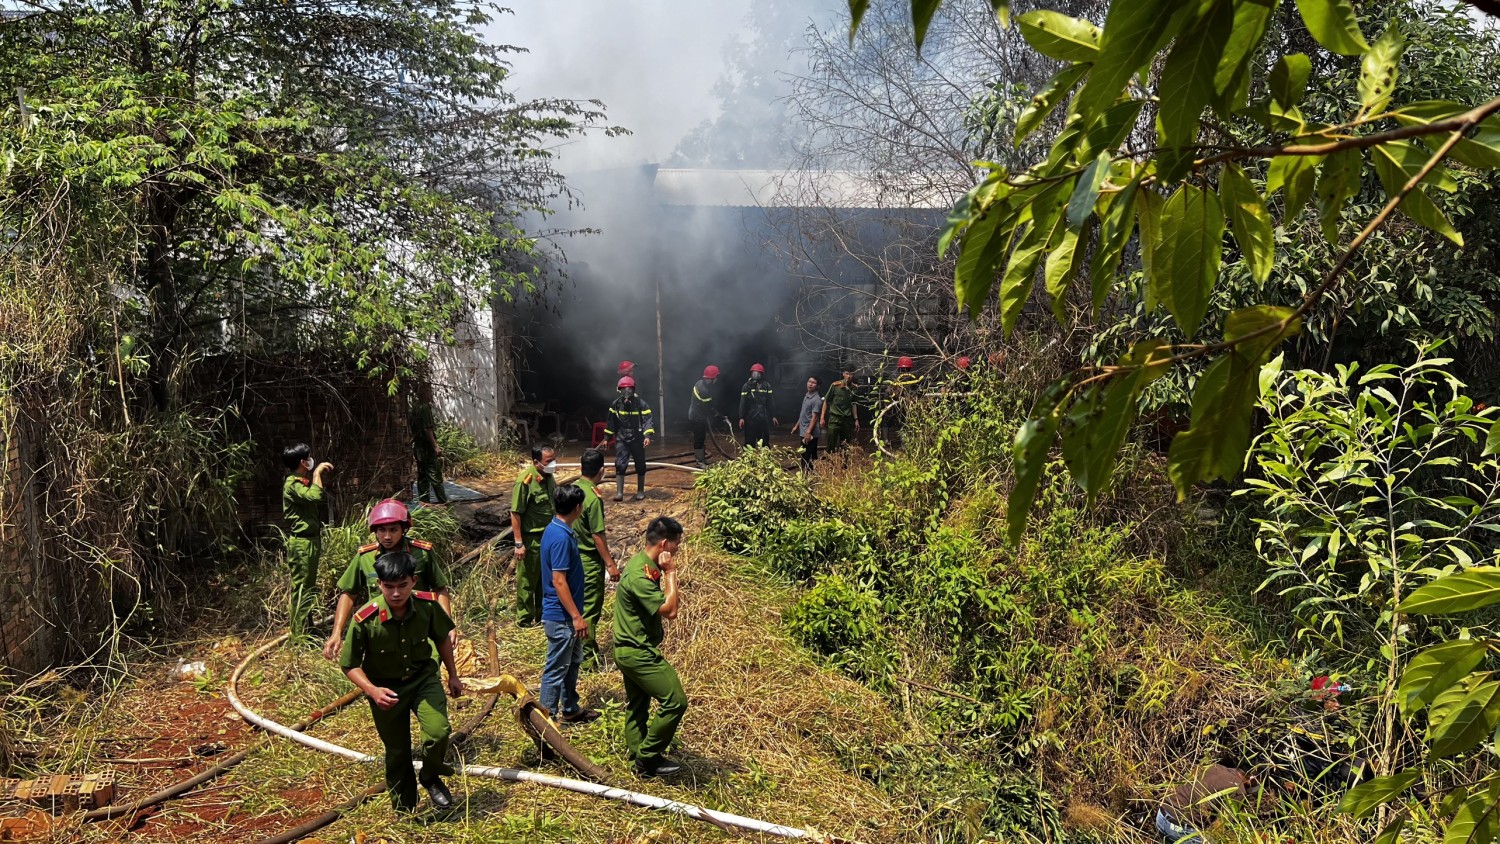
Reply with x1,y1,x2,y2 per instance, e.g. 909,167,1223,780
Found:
634,476,646,501
422,776,454,810
613,476,624,502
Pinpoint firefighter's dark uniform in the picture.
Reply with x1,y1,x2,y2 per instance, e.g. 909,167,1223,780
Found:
606,394,655,500
340,592,456,811
739,377,774,448
688,378,717,467
881,372,922,448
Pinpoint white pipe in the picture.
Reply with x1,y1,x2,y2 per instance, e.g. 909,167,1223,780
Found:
227,635,838,842
554,461,704,474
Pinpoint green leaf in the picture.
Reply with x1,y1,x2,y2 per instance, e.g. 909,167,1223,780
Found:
1429,679,1500,758
999,180,1072,334
848,0,870,42
1315,149,1362,246
1017,10,1102,62
1392,101,1500,170
1400,569,1500,616
1446,778,1500,844
1060,339,1170,500
1016,64,1090,145
1373,142,1464,246
1167,306,1298,497
1078,99,1147,164
1211,0,1274,113
1359,25,1406,115
1338,770,1421,818
1152,184,1224,338
953,198,1011,318
992,0,1012,29
1400,639,1490,715
1008,384,1067,543
1269,54,1312,109
1267,154,1323,224
1067,151,1112,230
1294,0,1371,56
1044,227,1083,321
1486,418,1500,456
1157,0,1233,146
912,0,943,52
1089,176,1141,316
1136,188,1165,310
1220,162,1274,283
1076,0,1181,119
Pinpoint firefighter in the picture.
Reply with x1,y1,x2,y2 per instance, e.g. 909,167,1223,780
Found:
688,365,720,469
738,363,778,448
606,376,655,502
880,356,922,449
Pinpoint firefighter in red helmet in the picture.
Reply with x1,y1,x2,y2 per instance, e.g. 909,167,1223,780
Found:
739,363,778,448
606,376,655,501
689,365,721,468
880,355,923,449
323,499,453,661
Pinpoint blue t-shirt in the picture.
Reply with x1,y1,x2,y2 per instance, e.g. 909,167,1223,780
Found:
540,517,585,623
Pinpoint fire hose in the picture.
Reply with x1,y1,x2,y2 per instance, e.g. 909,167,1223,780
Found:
228,635,849,841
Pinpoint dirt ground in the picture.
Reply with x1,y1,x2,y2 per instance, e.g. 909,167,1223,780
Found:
3,441,902,844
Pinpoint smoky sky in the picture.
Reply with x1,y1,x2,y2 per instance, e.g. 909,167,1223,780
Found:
490,2,857,427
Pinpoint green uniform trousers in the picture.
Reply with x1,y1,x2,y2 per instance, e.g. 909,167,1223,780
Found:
285,533,321,634
516,532,545,626
616,645,687,764
368,667,454,811
825,418,854,451
580,550,607,668
415,451,448,504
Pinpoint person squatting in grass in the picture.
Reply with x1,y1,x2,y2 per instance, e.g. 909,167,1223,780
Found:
323,498,454,662
511,443,557,627
614,516,688,778
573,448,620,670
538,483,602,725
281,442,333,637
340,550,463,812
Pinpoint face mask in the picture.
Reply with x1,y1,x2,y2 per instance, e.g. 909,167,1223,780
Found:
751,372,762,381
542,460,557,474
303,458,314,471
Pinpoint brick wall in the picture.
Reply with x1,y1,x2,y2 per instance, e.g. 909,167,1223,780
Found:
195,356,415,535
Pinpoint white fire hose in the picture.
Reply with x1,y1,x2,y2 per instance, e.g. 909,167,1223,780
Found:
227,635,844,842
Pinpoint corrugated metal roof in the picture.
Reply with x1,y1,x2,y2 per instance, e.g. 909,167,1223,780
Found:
652,169,953,210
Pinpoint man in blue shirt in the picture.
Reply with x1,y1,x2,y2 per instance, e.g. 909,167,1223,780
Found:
539,483,599,724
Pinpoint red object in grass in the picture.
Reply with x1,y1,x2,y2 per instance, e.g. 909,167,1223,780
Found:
1311,675,1330,691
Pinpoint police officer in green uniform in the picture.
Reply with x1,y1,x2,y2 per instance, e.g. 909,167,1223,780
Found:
340,551,463,812
510,444,557,627
323,499,454,661
410,381,448,505
281,443,332,636
613,516,688,777
574,449,620,668
820,368,861,452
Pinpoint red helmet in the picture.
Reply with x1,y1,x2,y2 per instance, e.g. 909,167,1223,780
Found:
369,499,410,528
956,356,971,370
750,363,766,373
617,376,636,389
617,360,635,374
703,365,720,379
898,356,914,370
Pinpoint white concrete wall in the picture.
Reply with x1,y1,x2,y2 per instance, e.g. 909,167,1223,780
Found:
428,305,501,447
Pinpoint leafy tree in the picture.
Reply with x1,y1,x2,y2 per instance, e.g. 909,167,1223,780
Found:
0,0,615,407
850,0,1500,542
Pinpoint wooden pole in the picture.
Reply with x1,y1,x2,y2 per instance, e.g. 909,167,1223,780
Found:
656,276,666,438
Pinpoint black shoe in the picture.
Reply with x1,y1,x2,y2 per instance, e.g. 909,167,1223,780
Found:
633,492,646,501
422,777,454,810
633,757,682,778
559,708,601,725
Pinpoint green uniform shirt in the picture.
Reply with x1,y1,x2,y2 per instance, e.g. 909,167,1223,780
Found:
410,401,437,455
339,592,455,680
282,473,325,538
573,477,606,556
824,381,858,420
613,551,667,651
335,538,450,603
511,467,556,536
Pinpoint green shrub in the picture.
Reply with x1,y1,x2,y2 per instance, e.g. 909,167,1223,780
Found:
697,446,818,555
784,572,883,656
436,421,495,479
